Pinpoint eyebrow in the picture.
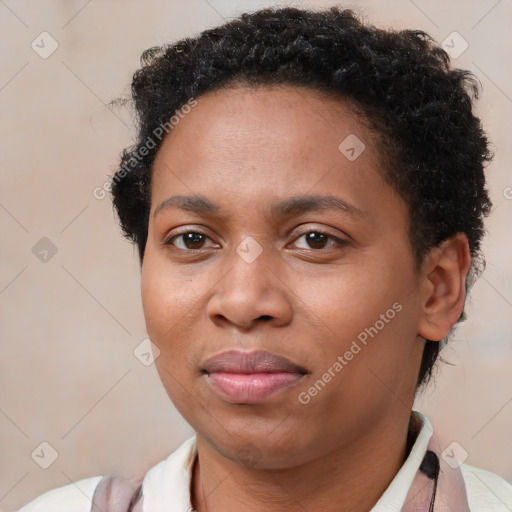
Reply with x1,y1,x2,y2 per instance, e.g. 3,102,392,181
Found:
153,194,366,220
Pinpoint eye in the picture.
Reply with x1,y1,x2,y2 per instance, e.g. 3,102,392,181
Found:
291,230,346,251
164,230,215,251
163,229,347,252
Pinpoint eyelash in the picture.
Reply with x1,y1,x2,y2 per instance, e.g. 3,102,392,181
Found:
163,228,347,252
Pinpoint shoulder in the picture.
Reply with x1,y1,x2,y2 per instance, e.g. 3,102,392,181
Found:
15,436,197,512
17,475,103,511
461,463,512,511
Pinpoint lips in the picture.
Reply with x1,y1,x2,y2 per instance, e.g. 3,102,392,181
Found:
202,349,308,404
202,349,307,374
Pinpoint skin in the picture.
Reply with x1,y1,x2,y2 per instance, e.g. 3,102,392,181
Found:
140,84,470,512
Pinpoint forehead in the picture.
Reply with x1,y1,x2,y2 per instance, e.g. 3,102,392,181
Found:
151,84,386,199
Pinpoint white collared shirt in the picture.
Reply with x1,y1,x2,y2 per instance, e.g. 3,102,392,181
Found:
17,411,512,511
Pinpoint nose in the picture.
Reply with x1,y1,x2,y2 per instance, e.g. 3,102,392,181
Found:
206,246,293,330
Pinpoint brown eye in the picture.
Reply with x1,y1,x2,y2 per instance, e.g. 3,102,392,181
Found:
292,230,346,251
165,231,212,250
304,232,330,249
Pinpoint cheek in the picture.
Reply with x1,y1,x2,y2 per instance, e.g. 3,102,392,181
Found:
140,262,199,406
140,253,213,380
141,268,169,341
301,264,397,336
141,258,188,361
302,260,416,381
141,253,195,329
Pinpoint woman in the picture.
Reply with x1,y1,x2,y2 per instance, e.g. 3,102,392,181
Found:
18,5,512,511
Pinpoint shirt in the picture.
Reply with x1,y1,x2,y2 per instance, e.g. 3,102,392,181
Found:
16,411,512,511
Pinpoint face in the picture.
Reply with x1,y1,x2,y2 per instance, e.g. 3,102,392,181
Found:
141,85,426,469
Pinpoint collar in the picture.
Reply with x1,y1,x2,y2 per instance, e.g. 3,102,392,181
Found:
371,410,434,511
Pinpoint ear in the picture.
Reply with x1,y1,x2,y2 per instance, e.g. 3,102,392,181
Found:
417,233,472,342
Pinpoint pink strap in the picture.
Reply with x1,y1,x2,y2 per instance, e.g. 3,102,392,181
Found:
403,432,470,511
91,475,144,512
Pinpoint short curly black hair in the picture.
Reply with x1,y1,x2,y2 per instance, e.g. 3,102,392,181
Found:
109,6,493,391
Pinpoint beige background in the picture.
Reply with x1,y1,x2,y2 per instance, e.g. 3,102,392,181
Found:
1,0,511,509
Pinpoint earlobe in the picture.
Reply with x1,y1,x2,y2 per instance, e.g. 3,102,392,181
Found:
417,233,471,342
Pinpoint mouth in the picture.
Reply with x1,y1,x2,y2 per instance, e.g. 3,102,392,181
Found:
202,349,308,404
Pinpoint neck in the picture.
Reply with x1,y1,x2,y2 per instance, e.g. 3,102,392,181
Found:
191,408,417,512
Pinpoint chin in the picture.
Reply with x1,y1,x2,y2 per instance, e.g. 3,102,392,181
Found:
198,423,317,469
